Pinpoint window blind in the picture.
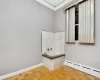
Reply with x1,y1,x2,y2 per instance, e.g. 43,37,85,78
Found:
79,0,94,43
65,7,75,43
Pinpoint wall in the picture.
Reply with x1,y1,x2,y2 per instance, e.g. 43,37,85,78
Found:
42,31,55,54
54,32,65,54
54,0,100,70
42,31,65,55
0,0,54,75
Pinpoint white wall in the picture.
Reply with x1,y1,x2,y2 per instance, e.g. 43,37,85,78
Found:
42,31,55,54
55,0,100,70
54,32,65,54
42,31,65,55
0,0,55,76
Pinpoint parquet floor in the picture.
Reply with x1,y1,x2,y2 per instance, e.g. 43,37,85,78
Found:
4,66,100,80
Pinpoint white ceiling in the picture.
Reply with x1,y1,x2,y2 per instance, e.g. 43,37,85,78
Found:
43,0,65,7
36,0,72,11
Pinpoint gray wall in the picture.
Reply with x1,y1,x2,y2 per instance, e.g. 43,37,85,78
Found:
55,0,100,70
0,0,54,75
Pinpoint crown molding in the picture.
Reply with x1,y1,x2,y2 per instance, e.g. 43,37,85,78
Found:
36,0,72,11
36,0,56,11
63,0,84,10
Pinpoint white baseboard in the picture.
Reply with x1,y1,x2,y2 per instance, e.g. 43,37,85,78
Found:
1,61,100,80
0,63,43,80
64,60,100,78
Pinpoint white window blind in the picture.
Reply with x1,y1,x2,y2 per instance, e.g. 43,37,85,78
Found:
79,0,94,43
65,7,75,43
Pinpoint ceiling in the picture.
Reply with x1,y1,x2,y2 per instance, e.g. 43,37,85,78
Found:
36,0,72,11
43,0,65,7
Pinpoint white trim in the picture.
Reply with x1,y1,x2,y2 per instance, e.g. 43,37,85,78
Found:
36,0,73,11
54,0,73,10
36,0,56,11
1,61,100,80
64,60,100,78
0,63,43,80
64,0,84,10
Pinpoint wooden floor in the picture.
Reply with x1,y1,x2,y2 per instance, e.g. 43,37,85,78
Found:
4,66,100,80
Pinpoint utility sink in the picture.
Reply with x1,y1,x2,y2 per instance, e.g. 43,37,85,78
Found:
42,53,65,70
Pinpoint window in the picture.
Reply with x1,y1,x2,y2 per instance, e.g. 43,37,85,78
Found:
65,7,75,43
65,0,94,44
75,5,79,41
75,5,79,25
79,0,94,43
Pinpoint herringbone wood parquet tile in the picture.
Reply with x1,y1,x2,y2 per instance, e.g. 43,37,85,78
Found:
4,66,100,80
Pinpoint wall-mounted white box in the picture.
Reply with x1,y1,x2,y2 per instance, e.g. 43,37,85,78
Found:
42,54,65,70
42,31,65,55
42,31,65,70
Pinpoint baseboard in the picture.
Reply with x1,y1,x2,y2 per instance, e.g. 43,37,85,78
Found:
64,60,100,78
1,61,100,80
0,63,43,80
